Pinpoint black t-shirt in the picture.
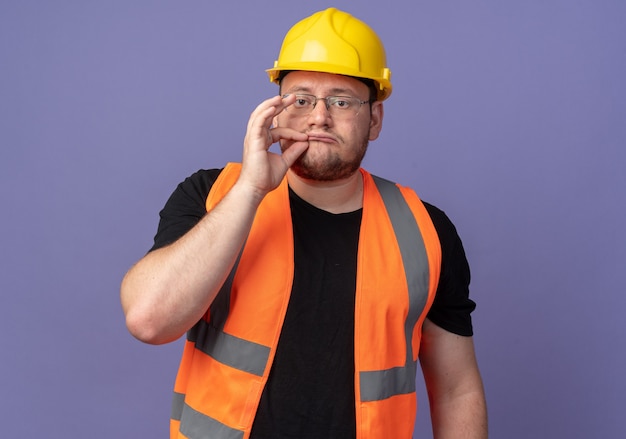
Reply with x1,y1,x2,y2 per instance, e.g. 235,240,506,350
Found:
151,169,476,439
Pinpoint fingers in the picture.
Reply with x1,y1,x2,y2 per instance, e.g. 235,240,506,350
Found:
246,95,294,140
281,140,309,168
245,95,306,153
268,126,308,145
267,125,309,168
240,95,309,189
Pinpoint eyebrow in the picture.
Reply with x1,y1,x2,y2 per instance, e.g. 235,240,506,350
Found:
285,86,358,96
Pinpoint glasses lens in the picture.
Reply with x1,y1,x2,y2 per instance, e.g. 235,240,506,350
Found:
284,94,366,119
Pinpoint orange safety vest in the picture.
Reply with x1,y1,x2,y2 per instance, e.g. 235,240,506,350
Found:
170,163,441,439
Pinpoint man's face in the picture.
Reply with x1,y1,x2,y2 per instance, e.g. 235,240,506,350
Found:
275,71,383,182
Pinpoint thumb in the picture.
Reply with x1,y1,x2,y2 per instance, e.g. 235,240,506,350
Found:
281,141,309,167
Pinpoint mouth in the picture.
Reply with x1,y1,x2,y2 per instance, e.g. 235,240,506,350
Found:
306,133,337,144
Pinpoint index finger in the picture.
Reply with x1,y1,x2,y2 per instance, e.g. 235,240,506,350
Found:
246,95,295,133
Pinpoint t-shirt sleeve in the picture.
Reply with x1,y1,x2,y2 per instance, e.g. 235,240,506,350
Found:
423,202,476,336
150,169,222,252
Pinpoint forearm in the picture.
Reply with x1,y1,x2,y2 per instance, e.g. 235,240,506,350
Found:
121,181,264,345
429,383,488,439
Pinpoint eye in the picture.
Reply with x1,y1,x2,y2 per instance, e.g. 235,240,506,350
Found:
330,97,352,109
293,95,313,108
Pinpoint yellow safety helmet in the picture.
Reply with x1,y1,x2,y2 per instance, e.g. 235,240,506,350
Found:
267,8,392,101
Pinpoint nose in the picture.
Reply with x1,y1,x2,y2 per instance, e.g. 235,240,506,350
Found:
307,98,332,125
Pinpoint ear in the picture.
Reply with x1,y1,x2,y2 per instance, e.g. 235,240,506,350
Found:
368,101,384,141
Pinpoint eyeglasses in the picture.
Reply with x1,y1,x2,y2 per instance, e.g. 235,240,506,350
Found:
282,94,370,119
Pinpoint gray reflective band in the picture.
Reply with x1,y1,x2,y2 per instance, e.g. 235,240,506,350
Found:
365,176,430,401
185,242,270,377
171,391,185,421
359,362,417,402
188,319,270,377
172,394,244,439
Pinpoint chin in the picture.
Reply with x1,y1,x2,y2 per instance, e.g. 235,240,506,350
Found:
291,156,361,182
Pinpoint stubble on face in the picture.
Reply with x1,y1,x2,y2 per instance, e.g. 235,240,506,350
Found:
276,71,379,182
284,133,370,182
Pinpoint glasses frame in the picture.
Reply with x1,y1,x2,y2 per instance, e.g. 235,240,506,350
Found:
282,93,371,118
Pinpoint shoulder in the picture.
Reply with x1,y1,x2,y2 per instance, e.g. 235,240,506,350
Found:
420,200,469,276
173,168,223,201
161,168,225,212
421,201,460,247
150,168,223,251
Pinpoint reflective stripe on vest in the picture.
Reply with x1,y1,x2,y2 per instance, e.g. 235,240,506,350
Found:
172,392,243,439
359,175,430,402
170,164,440,439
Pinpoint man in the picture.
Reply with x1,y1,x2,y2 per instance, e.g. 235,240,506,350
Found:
121,7,487,439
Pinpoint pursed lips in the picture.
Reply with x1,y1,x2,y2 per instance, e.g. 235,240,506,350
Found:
306,133,337,143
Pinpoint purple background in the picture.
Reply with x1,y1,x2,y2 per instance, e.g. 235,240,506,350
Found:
1,1,625,437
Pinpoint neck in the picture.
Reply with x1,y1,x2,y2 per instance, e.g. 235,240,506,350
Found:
287,169,364,214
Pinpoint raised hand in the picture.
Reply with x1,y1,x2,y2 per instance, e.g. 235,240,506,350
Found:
240,94,309,197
